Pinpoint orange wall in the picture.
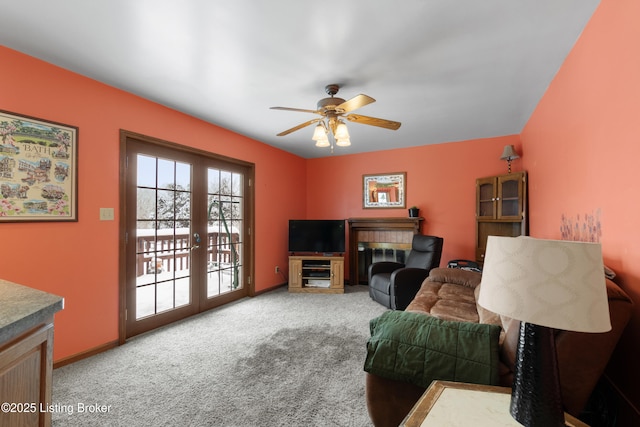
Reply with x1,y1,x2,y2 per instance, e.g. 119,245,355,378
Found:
4,0,639,413
306,135,522,267
0,46,305,361
306,0,640,413
521,0,640,416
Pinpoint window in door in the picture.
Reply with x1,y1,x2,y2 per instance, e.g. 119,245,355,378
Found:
206,168,244,298
135,155,193,319
121,132,254,340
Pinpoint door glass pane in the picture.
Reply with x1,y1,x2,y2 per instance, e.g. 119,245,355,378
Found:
220,171,232,194
208,171,220,193
207,167,243,297
137,155,156,187
231,172,241,196
137,188,156,220
136,284,155,319
157,159,175,189
175,277,190,307
157,190,175,220
175,189,191,223
135,154,192,319
156,281,175,313
175,162,190,189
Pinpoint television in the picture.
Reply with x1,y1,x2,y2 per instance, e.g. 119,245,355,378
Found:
288,220,346,254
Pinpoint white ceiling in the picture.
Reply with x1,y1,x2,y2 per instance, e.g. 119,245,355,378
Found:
1,0,599,159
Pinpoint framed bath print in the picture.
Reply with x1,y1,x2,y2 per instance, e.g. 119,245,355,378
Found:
363,172,406,209
0,110,78,221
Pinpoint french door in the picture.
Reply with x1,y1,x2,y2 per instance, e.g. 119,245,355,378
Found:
120,132,253,339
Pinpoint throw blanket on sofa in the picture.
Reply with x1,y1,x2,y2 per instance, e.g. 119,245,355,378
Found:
364,311,501,388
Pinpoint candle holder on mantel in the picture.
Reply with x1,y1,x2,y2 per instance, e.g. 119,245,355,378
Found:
408,206,420,218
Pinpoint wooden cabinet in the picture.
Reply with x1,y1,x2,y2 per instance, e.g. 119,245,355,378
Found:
476,172,525,220
0,280,63,427
0,323,54,427
476,172,528,263
288,256,344,294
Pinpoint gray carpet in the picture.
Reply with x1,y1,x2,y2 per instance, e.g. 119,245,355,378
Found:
52,285,387,426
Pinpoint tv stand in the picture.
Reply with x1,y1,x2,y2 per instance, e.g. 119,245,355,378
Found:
288,255,344,294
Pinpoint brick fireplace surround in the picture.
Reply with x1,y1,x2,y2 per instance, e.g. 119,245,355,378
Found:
347,217,423,285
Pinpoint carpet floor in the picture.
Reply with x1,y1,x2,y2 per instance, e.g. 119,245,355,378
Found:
52,285,387,426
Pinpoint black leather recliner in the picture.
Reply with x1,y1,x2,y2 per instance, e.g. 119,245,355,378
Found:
368,234,444,310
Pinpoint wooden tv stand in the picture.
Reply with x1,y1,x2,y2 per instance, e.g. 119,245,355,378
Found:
288,255,344,294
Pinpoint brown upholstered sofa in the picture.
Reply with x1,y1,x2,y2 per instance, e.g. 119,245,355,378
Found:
365,267,634,427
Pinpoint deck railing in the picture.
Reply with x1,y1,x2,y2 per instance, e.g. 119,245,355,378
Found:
136,227,239,276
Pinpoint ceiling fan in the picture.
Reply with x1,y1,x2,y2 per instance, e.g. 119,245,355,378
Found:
270,84,401,149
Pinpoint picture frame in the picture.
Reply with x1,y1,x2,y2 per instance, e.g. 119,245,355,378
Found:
363,172,406,209
0,110,78,222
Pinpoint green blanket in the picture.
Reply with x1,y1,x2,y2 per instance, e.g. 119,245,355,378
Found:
364,311,501,388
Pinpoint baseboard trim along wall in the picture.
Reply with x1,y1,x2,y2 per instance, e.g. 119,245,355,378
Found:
53,340,119,369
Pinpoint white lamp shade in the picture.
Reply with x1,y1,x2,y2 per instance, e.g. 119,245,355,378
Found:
334,121,350,140
312,123,327,141
335,138,351,147
314,136,330,147
478,236,611,333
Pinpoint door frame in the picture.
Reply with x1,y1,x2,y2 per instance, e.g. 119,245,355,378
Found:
118,130,255,344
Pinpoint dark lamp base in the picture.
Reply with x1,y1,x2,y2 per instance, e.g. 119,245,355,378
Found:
511,322,565,427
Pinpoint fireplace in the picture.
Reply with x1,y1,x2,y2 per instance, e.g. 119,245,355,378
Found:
356,242,411,284
347,217,423,285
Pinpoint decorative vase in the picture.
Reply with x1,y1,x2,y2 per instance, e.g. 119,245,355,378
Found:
408,207,419,218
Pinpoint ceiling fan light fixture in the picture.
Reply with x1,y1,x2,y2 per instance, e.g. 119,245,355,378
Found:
271,85,401,153
311,122,327,141
334,121,350,140
315,138,330,147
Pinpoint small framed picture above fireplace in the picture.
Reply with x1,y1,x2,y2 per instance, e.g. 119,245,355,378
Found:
363,172,406,209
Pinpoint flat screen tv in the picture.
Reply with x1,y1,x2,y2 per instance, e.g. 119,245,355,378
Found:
288,219,345,254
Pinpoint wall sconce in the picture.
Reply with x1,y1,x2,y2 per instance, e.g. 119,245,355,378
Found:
500,145,520,173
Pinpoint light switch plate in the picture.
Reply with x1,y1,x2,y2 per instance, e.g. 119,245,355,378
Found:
99,207,114,221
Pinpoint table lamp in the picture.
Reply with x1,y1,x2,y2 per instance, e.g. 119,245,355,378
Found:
478,236,611,427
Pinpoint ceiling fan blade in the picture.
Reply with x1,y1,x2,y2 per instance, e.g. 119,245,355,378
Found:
276,119,321,136
270,106,320,114
346,114,401,130
337,94,375,113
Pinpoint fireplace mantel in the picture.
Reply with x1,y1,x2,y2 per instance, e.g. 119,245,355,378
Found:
347,217,423,285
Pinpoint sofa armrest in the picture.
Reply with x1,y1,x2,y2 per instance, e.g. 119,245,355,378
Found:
555,296,633,416
390,268,432,310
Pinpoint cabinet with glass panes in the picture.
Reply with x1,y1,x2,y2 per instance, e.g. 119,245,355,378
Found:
476,172,528,263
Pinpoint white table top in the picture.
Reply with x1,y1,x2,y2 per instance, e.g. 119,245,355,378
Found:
401,381,589,427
